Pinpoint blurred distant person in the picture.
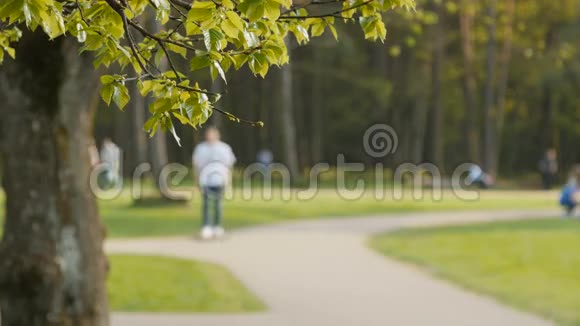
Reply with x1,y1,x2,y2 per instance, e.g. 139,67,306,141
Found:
193,127,236,239
257,149,273,172
538,148,558,190
100,138,121,186
466,164,494,189
560,165,580,217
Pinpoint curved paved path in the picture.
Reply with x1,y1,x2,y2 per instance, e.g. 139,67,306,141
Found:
108,209,558,326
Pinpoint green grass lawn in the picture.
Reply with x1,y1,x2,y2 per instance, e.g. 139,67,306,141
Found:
108,254,265,312
370,218,580,325
100,188,558,237
0,188,560,238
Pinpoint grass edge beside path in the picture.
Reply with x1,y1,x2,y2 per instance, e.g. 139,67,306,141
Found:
99,189,559,238
369,218,580,326
108,254,266,313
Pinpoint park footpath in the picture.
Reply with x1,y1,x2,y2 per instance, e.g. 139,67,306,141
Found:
107,209,558,326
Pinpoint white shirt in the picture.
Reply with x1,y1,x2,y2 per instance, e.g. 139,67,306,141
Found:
193,141,236,187
100,141,121,174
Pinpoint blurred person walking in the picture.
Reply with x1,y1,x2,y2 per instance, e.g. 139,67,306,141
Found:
193,127,236,239
538,148,558,190
100,137,121,187
257,148,274,173
560,165,580,217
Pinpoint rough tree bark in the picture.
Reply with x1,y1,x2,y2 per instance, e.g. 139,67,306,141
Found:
0,32,109,325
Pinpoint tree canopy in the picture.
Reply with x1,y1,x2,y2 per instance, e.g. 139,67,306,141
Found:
0,0,414,142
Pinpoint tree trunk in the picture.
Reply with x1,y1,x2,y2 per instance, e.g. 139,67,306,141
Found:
539,84,557,150
145,13,170,192
0,32,108,326
493,0,515,173
411,59,431,164
148,128,169,186
210,78,224,129
112,102,131,176
483,0,498,174
537,27,558,152
294,67,307,168
311,47,324,164
129,82,148,170
459,0,480,163
258,78,271,150
279,40,300,180
430,5,446,170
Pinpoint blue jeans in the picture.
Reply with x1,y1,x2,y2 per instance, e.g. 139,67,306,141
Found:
202,186,223,227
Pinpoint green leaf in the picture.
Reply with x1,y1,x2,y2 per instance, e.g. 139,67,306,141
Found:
100,84,114,106
243,30,259,47
144,116,160,135
239,0,264,22
212,61,227,84
248,52,268,77
22,2,32,25
221,0,235,9
328,24,338,40
5,47,15,59
169,123,182,147
167,43,187,58
138,80,155,96
190,55,211,71
150,98,175,114
220,19,239,39
269,0,291,9
311,22,326,37
112,83,130,110
152,0,171,23
203,28,225,51
225,11,245,30
187,1,216,22
173,111,192,125
358,14,387,41
293,25,310,44
230,54,248,70
263,1,280,20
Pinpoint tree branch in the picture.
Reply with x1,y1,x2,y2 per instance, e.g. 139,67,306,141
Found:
279,0,373,20
169,0,193,10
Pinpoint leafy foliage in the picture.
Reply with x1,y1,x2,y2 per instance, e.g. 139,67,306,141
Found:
0,0,414,141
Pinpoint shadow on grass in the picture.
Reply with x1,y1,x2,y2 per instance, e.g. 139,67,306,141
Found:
131,196,190,208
